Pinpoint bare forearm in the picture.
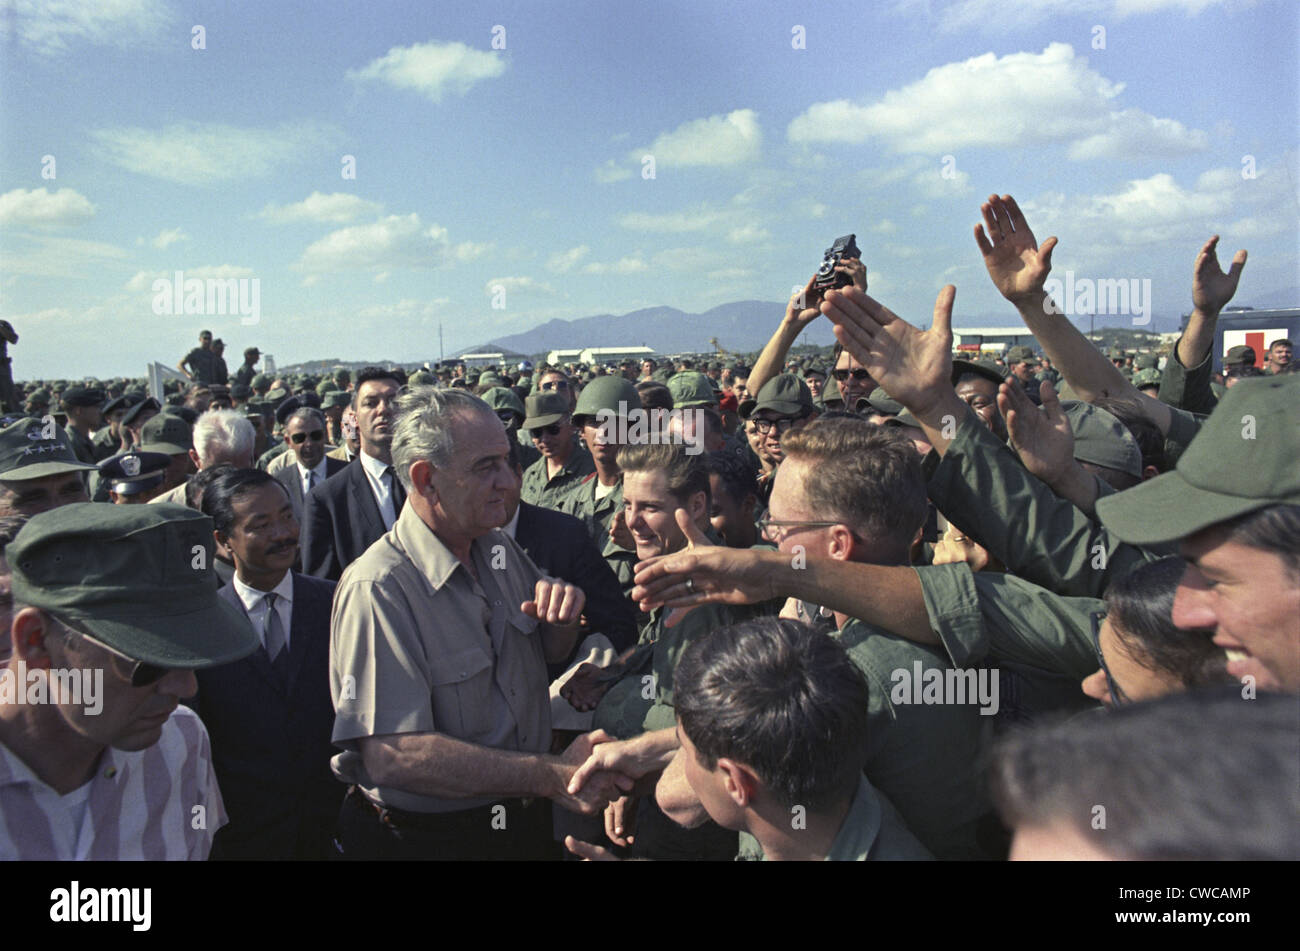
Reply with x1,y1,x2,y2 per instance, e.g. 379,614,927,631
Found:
362,733,562,801
1177,308,1217,368
749,320,804,396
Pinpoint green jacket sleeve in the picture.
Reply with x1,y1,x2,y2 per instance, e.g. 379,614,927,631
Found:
915,562,1102,681
923,411,1162,599
1157,335,1218,416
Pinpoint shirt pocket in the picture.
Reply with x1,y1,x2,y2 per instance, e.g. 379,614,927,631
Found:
427,647,494,741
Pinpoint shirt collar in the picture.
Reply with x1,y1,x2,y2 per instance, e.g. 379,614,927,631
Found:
825,775,883,861
392,503,499,592
231,569,294,612
297,457,328,481
358,449,390,481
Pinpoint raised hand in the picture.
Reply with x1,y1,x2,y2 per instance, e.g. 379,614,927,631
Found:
999,377,1074,486
819,284,956,420
974,194,1057,306
786,274,824,328
1191,235,1247,315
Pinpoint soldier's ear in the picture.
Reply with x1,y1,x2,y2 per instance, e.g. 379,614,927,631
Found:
10,608,55,670
717,758,760,808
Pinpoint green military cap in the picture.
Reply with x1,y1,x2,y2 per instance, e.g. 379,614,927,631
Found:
1097,374,1300,544
8,503,258,669
100,394,136,416
230,383,253,400
522,391,570,430
1060,401,1142,479
334,369,351,384
1132,368,1162,389
821,376,843,407
163,405,199,426
317,379,339,395
863,387,902,416
0,417,98,481
482,386,526,418
1106,347,1127,360
1133,353,1159,371
739,373,815,419
884,407,922,429
24,389,51,408
61,386,104,408
265,387,288,403
1005,345,1040,366
651,368,674,384
97,449,171,497
951,358,1005,388
323,390,352,409
121,397,161,428
668,371,717,409
802,362,828,381
139,414,193,455
408,370,435,387
478,371,505,388
250,373,271,391
1223,345,1256,368
573,376,642,425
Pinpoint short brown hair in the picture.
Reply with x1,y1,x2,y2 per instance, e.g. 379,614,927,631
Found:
617,442,709,508
781,417,927,546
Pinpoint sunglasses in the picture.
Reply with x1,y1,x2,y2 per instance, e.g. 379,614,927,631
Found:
60,618,171,687
532,423,564,437
290,430,326,444
832,368,873,382
496,412,519,425
540,380,570,391
752,417,799,435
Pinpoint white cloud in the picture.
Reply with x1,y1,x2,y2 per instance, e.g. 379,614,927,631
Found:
92,120,338,185
619,207,726,233
706,267,754,281
295,214,455,274
727,224,770,244
357,298,452,320
454,241,492,262
124,265,255,293
636,109,762,167
150,227,188,250
872,219,898,234
483,276,557,296
581,257,649,275
346,40,506,102
809,203,827,218
0,187,95,228
787,44,1207,162
0,234,127,278
594,160,634,183
259,192,383,224
3,0,173,56
547,245,591,272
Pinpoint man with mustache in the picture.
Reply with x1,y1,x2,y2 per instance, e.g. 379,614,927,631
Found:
198,468,342,859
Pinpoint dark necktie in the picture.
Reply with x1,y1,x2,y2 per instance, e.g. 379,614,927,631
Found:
263,592,290,685
386,466,406,514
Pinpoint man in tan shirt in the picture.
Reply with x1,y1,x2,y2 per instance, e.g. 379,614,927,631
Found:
330,387,631,860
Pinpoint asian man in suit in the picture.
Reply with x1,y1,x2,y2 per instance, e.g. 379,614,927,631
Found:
301,368,404,581
196,467,344,860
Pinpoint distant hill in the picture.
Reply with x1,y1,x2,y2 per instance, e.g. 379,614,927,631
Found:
466,300,838,358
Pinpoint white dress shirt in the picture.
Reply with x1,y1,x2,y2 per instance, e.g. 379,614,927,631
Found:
228,571,295,653
358,450,398,530
296,458,329,496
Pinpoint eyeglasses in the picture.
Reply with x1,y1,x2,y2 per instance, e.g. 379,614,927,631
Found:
290,430,325,444
832,368,873,382
540,380,570,391
751,417,799,435
532,423,564,437
58,617,171,688
757,519,843,543
496,412,519,426
1090,611,1129,706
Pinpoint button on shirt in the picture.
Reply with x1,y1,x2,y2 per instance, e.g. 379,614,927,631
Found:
0,706,226,859
229,571,295,654
329,503,550,814
357,450,400,530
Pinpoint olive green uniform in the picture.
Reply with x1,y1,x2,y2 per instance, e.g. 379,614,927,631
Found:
63,424,97,466
519,442,594,511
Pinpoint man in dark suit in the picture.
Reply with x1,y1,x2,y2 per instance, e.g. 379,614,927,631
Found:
301,367,404,581
274,406,348,524
196,467,343,859
505,443,638,666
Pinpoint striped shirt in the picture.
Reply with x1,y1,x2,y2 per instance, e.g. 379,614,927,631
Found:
0,706,227,860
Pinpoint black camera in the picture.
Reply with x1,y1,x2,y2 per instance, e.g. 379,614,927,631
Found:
814,234,863,291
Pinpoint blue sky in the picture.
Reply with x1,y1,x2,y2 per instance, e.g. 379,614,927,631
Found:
1,0,1296,379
